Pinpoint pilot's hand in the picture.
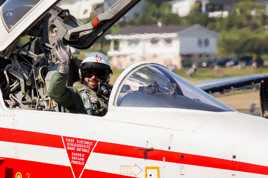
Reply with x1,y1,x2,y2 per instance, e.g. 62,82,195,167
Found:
97,82,111,98
89,96,100,112
54,40,71,74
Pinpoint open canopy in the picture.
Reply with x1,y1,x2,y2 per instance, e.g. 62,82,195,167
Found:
0,0,57,51
0,0,140,52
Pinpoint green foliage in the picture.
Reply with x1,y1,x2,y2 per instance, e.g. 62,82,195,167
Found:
112,0,268,60
188,67,268,80
213,0,268,58
228,0,266,30
110,68,123,83
129,0,181,25
110,25,121,34
111,67,268,83
218,29,251,56
183,2,210,27
218,28,268,57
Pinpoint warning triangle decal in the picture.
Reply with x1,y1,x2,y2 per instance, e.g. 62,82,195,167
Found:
62,136,97,178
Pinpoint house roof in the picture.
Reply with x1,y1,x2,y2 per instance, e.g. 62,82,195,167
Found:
179,24,218,38
106,24,218,40
115,25,186,35
112,24,217,36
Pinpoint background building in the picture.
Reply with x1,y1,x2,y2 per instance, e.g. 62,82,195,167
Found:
106,24,218,69
170,0,268,18
170,0,209,17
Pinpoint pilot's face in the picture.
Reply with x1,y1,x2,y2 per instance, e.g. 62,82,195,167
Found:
84,74,100,91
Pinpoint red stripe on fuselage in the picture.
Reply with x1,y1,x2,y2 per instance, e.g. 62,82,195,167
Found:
94,142,268,175
1,128,268,176
0,127,63,148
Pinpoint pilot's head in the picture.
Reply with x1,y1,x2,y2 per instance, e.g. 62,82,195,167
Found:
79,52,112,91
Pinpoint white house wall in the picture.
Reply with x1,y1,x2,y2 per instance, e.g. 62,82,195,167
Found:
172,0,195,17
171,0,209,17
114,37,180,59
108,37,181,68
148,38,180,59
106,25,218,69
118,39,143,56
179,37,218,55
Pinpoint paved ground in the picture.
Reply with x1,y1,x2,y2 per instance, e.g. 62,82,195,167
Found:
215,90,261,115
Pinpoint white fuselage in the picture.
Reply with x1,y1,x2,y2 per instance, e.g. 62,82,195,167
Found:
1,102,268,178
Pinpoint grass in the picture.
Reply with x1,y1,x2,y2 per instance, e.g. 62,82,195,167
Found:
110,67,268,84
176,67,268,80
110,68,124,83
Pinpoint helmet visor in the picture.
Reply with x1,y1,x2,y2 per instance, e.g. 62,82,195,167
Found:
80,62,112,81
82,69,106,80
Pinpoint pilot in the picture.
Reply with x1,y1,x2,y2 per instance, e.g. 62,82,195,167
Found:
48,41,112,116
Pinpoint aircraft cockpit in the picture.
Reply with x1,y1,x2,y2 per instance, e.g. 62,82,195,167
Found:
0,0,234,116
113,63,233,112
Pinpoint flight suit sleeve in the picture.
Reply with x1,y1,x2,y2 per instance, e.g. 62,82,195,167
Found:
78,89,108,116
73,82,108,116
48,71,86,114
96,98,108,116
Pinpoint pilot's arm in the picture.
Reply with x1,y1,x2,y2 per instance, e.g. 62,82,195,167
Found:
48,72,86,114
47,41,86,114
73,82,108,116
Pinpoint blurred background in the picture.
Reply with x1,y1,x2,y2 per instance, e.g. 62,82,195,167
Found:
58,0,268,115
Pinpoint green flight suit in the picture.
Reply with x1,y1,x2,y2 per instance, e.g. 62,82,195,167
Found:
48,71,108,116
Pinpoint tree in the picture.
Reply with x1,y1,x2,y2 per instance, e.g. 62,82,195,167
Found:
184,2,210,27
225,0,266,30
127,0,181,25
218,29,268,61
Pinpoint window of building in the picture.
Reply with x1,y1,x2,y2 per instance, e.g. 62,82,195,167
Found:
128,40,139,47
198,39,203,47
204,38,210,47
114,40,119,51
164,38,173,45
83,9,88,15
151,38,159,45
206,3,224,12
